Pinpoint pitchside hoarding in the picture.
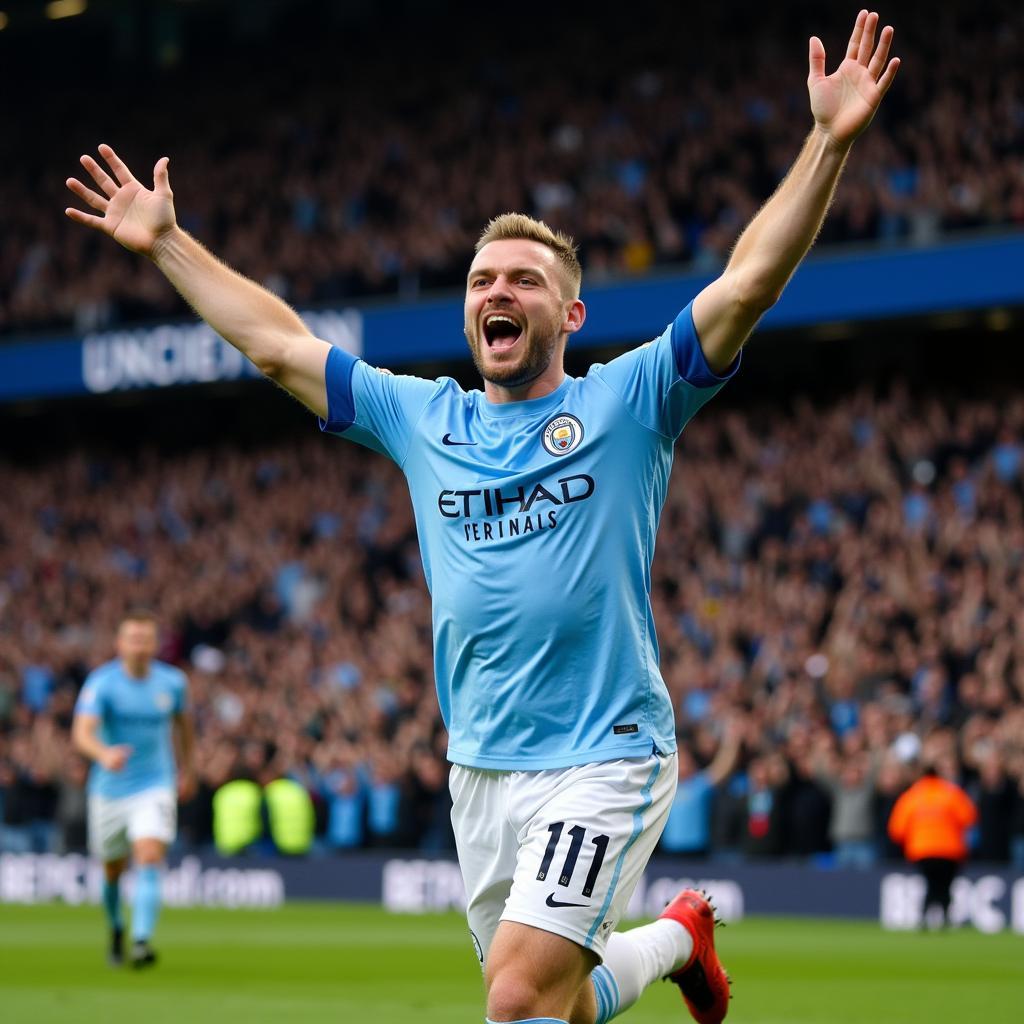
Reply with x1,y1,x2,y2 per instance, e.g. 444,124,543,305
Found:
2,852,1021,933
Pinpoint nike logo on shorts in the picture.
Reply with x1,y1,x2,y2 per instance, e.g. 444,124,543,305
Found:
545,892,588,908
442,434,477,446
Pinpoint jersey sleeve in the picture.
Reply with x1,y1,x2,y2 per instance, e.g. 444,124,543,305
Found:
318,346,442,465
74,673,106,717
593,300,740,438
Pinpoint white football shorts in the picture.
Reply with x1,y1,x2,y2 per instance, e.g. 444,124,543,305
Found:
88,787,177,861
450,751,677,965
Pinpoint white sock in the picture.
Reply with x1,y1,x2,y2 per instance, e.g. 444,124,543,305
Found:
591,919,692,1023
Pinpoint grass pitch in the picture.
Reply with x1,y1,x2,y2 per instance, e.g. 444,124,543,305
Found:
0,903,1020,1023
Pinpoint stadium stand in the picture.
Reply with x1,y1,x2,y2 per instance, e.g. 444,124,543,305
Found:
2,0,1022,337
1,383,1023,862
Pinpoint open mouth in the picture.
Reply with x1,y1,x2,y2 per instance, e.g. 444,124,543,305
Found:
483,313,523,352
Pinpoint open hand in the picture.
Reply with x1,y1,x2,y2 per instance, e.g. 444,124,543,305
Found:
808,10,900,149
65,144,176,257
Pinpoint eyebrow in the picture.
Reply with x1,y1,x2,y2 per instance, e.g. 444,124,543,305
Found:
468,265,549,282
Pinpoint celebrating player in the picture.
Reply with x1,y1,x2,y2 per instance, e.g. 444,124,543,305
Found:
72,610,195,967
66,10,898,1021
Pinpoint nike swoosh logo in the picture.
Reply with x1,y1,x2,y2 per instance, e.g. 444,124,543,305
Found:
545,893,588,908
442,434,478,446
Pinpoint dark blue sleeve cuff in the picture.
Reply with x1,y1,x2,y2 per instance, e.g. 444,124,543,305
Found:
318,346,359,433
671,301,741,387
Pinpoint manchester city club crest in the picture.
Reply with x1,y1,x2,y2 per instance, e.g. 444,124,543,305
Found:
542,414,584,457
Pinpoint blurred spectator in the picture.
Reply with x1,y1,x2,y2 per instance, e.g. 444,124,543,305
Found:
1,734,59,853
264,778,316,856
660,718,742,857
741,754,789,859
873,755,911,861
212,777,264,856
54,754,89,855
365,750,406,848
322,748,366,851
814,737,880,869
1012,777,1024,871
407,747,456,852
780,751,832,859
969,749,1017,863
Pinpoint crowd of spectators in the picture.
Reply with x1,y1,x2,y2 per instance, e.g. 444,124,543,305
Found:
4,2,1024,338
2,375,1023,866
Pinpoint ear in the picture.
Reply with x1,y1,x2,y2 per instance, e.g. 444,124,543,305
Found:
564,298,586,336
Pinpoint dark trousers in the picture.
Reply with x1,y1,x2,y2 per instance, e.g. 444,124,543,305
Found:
916,857,958,921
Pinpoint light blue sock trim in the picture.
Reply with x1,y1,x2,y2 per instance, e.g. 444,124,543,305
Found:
591,964,621,1024
592,967,611,1023
102,878,122,930
131,866,161,942
586,759,662,946
592,967,610,1023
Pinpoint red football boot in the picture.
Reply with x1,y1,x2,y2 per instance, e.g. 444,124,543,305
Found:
660,888,731,1024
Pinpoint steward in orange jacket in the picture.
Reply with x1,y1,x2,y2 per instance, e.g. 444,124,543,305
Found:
888,768,977,927
888,771,977,861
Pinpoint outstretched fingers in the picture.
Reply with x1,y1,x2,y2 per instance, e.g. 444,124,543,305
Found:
857,11,879,65
846,9,867,60
97,142,135,186
80,153,118,198
66,176,109,213
64,206,106,230
868,24,894,80
876,56,901,97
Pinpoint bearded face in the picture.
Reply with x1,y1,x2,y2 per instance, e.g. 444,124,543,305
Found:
464,300,564,388
463,239,578,392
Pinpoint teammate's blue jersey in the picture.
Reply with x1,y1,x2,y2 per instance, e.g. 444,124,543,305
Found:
74,659,188,798
322,301,738,769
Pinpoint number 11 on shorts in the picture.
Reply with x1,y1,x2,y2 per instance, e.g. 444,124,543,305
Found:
536,821,610,898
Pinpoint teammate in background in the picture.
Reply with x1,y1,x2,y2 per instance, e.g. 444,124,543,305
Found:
888,764,977,930
72,610,195,967
66,11,898,1022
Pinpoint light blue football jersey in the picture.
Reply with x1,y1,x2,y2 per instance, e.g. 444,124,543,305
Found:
74,659,188,798
322,301,738,769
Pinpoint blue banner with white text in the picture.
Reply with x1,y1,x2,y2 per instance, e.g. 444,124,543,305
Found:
1,234,1022,404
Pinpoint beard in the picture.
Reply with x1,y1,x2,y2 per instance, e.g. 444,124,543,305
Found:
465,309,561,389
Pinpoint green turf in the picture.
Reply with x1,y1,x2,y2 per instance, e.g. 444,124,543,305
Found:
0,903,1020,1023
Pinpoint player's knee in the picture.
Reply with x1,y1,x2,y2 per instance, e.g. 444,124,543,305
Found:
486,969,545,1022
133,840,166,865
104,858,127,882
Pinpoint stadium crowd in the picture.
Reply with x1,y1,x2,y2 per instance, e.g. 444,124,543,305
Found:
4,1,1024,338
2,379,1023,866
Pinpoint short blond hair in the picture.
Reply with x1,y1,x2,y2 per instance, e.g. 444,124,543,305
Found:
475,213,582,298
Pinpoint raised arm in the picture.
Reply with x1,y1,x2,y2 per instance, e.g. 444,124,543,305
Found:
705,716,744,787
65,145,330,417
693,10,900,372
